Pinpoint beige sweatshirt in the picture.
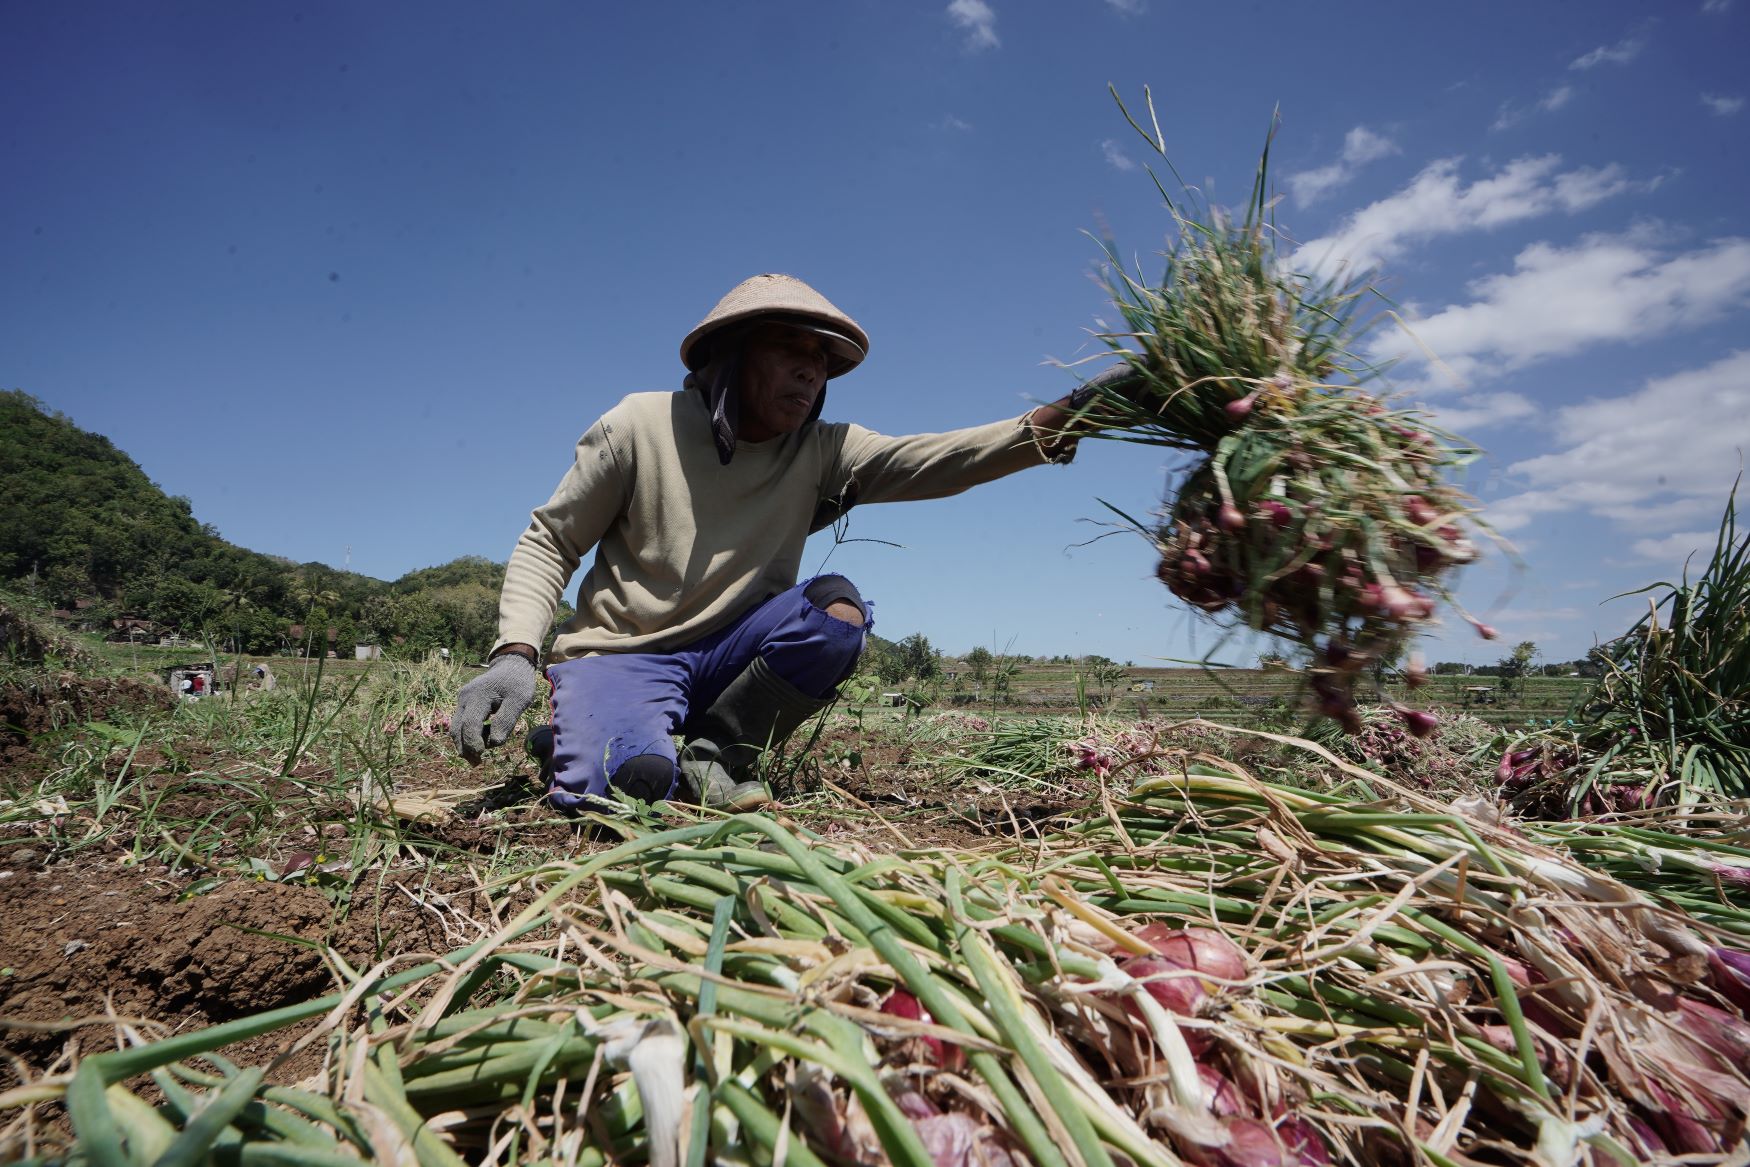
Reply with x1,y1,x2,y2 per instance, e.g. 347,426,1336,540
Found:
494,390,1067,662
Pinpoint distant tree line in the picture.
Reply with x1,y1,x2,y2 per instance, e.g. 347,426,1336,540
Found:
1,390,528,659
1429,640,1605,679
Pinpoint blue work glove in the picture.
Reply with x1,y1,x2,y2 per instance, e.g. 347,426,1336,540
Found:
451,653,539,764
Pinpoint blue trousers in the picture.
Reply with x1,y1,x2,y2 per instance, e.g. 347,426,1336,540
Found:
542,575,870,812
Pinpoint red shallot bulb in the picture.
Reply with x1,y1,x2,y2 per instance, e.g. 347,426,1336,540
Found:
1131,923,1249,986
1395,706,1439,739
1121,954,1209,1019
1198,1065,1246,1117
880,988,962,1070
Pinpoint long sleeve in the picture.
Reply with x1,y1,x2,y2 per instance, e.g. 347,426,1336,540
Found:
493,417,631,654
821,413,1062,516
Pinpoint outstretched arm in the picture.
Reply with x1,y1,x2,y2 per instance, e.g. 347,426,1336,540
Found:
813,362,1148,523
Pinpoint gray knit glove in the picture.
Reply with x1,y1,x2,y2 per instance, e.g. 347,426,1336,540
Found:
451,654,538,764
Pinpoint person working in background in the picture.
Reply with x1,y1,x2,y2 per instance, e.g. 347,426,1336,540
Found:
451,274,1135,813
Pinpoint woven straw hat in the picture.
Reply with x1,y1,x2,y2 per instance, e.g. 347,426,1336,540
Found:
680,273,869,378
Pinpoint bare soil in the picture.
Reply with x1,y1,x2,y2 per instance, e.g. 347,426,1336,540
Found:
0,672,172,771
0,742,581,1090
0,850,522,1075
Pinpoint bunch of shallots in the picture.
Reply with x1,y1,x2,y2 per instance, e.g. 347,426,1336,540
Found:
1075,91,1493,733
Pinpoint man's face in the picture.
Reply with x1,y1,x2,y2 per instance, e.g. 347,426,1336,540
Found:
735,322,830,443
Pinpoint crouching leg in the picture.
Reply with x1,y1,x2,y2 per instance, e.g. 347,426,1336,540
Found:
539,655,685,814
680,575,869,811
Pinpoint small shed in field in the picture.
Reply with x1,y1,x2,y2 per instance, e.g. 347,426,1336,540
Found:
163,662,217,697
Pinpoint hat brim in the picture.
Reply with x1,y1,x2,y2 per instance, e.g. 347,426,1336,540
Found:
681,311,867,379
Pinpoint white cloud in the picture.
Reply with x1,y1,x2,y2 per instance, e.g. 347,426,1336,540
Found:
1292,155,1631,274
1101,139,1136,172
1492,86,1577,131
1570,36,1644,69
1105,0,1145,12
1489,351,1750,542
1596,496,1723,530
946,0,999,50
938,114,974,132
1372,233,1750,388
1486,490,1571,534
1702,93,1747,116
1631,530,1716,565
1288,125,1398,205
1424,391,1536,431
1342,126,1399,166
1703,0,1734,11
1290,164,1349,206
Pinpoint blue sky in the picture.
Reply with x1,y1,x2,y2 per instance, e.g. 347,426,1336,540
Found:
5,1,1747,666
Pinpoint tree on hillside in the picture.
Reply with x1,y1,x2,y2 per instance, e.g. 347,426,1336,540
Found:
135,573,225,634
224,605,288,655
897,632,939,680
393,556,506,594
290,574,342,616
857,635,908,687
965,645,993,685
429,583,499,656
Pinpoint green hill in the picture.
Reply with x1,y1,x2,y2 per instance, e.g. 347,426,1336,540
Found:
0,390,503,657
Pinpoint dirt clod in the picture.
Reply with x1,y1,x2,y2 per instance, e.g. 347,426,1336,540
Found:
0,865,331,1041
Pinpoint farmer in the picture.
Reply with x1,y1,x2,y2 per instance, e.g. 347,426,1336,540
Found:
451,273,1133,813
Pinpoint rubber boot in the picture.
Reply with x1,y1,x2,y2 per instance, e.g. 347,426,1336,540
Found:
681,657,833,811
